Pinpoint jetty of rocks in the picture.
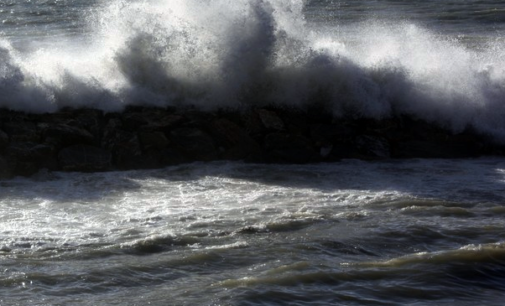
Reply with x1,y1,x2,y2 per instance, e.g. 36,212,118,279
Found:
1,105,503,179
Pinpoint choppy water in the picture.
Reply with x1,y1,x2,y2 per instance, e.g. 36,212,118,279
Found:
1,159,505,305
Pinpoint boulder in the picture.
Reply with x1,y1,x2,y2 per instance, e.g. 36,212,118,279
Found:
3,122,40,143
5,142,57,176
0,130,8,149
170,127,218,161
75,109,104,143
242,110,266,136
6,142,54,162
256,109,285,131
310,123,354,146
121,112,151,131
264,132,315,163
278,110,309,135
0,155,12,179
177,110,215,127
139,131,170,150
325,143,361,160
102,119,143,169
120,106,183,131
58,145,112,171
35,107,77,124
140,114,184,132
160,148,189,166
101,118,123,148
393,140,481,159
399,117,453,142
306,102,333,124
43,124,95,147
208,118,262,161
135,149,164,169
355,135,391,159
209,118,245,146
120,106,177,127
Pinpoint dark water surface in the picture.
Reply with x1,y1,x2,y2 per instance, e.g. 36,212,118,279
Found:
1,159,505,305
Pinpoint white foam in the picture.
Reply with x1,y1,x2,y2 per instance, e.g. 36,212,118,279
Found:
1,0,505,140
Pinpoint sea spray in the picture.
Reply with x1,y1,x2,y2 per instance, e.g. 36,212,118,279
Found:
0,0,504,140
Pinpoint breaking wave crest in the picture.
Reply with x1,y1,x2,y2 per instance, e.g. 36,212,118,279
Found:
1,0,505,140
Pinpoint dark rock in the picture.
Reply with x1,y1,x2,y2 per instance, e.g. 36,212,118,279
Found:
170,127,218,161
309,123,357,161
264,132,315,163
0,130,8,148
121,112,151,131
242,110,266,137
278,110,309,136
310,123,354,146
101,118,123,147
256,109,285,131
177,110,215,127
140,114,184,132
0,110,29,126
400,118,451,142
0,155,12,179
326,143,361,160
160,148,189,166
36,109,76,124
208,118,262,161
486,143,505,156
209,118,246,146
115,107,185,132
6,142,54,161
3,122,40,143
0,105,502,176
353,118,398,134
102,119,143,169
355,135,391,159
43,124,95,147
75,109,104,143
319,145,334,158
139,131,170,150
136,149,163,169
58,145,112,171
306,102,333,124
5,142,57,176
393,140,481,159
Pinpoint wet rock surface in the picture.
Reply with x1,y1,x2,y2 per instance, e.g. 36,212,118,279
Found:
58,145,112,172
0,129,8,149
0,106,503,178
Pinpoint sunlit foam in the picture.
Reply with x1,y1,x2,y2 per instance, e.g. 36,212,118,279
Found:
0,0,504,141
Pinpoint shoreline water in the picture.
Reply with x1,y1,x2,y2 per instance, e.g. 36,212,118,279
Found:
1,152,505,306
1,105,503,179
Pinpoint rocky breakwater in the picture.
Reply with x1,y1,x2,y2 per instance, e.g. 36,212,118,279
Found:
0,106,503,179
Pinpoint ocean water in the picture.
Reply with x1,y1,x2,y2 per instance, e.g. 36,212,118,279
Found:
1,159,505,305
1,1,505,305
